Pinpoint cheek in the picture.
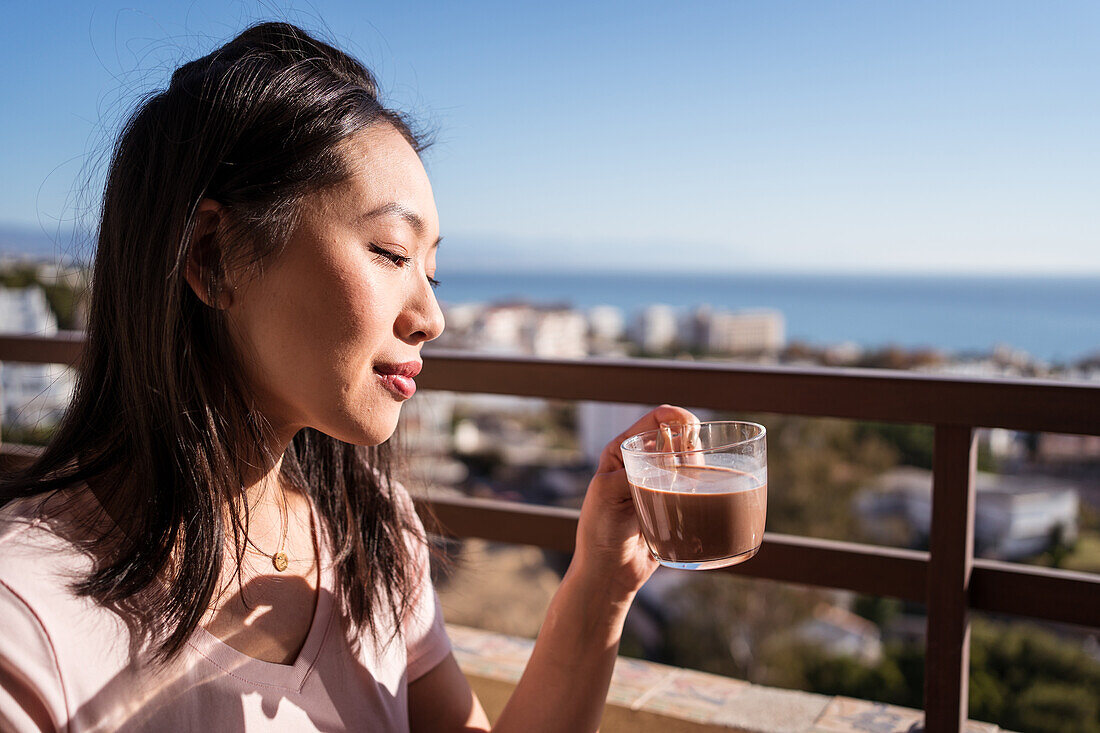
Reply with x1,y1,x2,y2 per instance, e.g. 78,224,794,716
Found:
232,257,390,418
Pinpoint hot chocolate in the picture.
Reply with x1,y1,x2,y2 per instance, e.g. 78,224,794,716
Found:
629,465,766,567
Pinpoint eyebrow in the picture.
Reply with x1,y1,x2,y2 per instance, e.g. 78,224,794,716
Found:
360,202,442,247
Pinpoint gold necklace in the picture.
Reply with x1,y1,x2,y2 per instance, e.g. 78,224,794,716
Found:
244,518,290,571
242,492,302,572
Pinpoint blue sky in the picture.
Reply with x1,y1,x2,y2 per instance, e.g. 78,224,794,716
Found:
2,1,1098,273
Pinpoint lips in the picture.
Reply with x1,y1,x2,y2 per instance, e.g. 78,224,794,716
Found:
373,361,422,399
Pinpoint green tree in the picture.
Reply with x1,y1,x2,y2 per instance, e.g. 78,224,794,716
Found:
800,647,908,704
0,266,85,329
1,423,56,446
852,595,902,627
1015,683,1099,733
972,620,1100,732
710,414,897,542
0,266,39,289
854,422,935,469
42,282,81,329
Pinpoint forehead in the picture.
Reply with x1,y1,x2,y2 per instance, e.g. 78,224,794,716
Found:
334,124,436,223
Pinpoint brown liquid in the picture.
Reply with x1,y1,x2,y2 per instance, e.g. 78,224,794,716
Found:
629,465,766,565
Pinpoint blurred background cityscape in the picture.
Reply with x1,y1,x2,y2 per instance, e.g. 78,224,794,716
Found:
3,1,1099,730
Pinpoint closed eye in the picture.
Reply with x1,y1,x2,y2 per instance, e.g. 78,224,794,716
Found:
368,243,411,266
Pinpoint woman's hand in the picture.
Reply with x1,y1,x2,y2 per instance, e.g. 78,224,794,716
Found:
571,404,701,598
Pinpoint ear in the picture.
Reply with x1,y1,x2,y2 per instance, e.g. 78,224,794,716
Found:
184,199,233,309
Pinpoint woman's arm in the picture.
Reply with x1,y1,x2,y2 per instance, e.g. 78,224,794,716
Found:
489,558,637,732
409,405,698,733
408,652,490,732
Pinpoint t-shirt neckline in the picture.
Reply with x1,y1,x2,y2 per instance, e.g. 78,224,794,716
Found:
79,481,338,693
187,500,337,692
187,584,335,692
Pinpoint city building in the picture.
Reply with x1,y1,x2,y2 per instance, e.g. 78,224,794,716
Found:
436,303,589,359
856,467,1080,560
577,402,653,466
529,309,587,359
587,305,624,344
476,305,528,355
632,304,678,354
695,307,785,355
0,286,76,428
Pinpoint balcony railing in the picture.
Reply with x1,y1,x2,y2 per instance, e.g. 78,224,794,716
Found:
1,333,1098,733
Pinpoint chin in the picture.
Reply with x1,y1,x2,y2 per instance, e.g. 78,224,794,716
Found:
362,422,400,446
330,406,403,447
306,385,406,446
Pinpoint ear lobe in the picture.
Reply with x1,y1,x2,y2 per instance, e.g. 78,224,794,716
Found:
184,199,233,309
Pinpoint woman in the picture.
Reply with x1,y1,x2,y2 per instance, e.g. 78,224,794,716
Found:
0,22,697,732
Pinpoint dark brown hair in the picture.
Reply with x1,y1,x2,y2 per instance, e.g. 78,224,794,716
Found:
0,22,426,664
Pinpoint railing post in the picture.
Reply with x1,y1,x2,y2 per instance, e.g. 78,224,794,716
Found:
924,425,977,732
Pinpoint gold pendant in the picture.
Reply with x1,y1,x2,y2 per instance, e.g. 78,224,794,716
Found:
273,552,289,572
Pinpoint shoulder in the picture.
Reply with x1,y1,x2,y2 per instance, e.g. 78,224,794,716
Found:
0,490,134,672
0,492,135,732
0,495,71,639
0,493,94,595
0,571,67,732
384,482,452,677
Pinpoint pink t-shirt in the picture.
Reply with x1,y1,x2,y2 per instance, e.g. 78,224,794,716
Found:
0,487,452,732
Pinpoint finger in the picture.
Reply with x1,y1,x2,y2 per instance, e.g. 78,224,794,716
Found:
682,421,707,467
659,422,677,470
611,405,701,455
660,423,674,451
659,420,704,468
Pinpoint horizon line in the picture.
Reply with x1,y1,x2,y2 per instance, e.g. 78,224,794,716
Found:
2,220,1097,278
436,263,1100,279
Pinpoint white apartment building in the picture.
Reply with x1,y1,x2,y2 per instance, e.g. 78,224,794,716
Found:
529,309,587,359
856,467,1080,560
474,306,528,354
587,305,625,343
698,308,785,354
0,286,76,428
633,304,678,353
577,402,653,465
458,304,588,359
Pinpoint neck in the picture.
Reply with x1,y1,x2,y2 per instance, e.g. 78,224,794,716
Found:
236,452,291,512
86,432,304,551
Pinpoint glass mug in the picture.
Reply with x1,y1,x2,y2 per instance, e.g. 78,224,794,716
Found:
621,421,767,570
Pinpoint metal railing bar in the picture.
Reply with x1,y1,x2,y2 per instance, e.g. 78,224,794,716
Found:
417,493,580,553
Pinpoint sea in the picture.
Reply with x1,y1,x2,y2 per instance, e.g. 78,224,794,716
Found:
436,271,1100,364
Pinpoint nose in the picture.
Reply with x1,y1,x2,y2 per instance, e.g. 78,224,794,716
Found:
396,274,445,345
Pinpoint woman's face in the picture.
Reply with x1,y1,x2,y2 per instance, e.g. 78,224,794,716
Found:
226,124,445,447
